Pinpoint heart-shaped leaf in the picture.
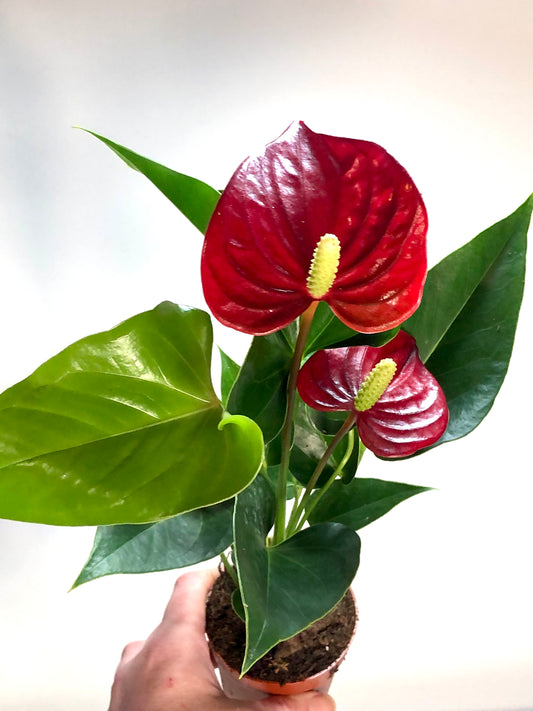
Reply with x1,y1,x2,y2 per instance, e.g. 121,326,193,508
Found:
227,330,294,443
234,476,360,673
73,499,234,588
308,478,432,530
80,128,220,234
404,195,532,445
0,302,263,525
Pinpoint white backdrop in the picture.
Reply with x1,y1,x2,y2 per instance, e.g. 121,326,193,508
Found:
0,2,532,710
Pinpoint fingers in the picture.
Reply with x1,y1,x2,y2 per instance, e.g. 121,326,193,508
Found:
161,568,219,635
115,569,218,673
108,570,338,711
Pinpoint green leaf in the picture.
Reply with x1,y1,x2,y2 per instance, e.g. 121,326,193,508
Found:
0,302,263,525
265,464,297,500
218,348,240,407
79,128,220,234
290,396,361,487
72,499,234,588
304,303,355,355
304,302,399,357
227,331,294,443
231,589,246,621
405,195,532,445
234,477,360,674
308,478,432,530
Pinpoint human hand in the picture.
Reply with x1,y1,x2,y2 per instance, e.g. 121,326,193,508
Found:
107,569,336,711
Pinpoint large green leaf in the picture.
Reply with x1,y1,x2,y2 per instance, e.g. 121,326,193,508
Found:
80,129,220,234
73,499,234,588
308,478,432,530
405,196,532,445
234,476,360,674
0,302,263,525
227,330,294,443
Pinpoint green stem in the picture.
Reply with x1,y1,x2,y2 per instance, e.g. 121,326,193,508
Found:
286,411,357,535
293,428,355,533
220,550,238,586
272,302,318,545
291,480,303,515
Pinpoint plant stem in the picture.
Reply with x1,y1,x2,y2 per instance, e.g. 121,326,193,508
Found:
220,550,239,586
291,480,303,515
272,302,318,545
292,428,355,533
286,411,357,535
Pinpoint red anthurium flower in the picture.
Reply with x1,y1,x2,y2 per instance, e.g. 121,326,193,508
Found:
297,331,448,458
201,121,428,335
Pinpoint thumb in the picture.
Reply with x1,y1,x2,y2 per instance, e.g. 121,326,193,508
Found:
253,691,336,711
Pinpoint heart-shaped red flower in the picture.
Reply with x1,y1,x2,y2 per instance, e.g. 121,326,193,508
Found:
201,121,428,335
297,331,448,458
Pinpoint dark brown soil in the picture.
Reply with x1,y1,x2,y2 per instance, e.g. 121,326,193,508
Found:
205,572,357,685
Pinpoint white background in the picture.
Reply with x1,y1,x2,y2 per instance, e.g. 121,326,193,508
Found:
0,2,532,710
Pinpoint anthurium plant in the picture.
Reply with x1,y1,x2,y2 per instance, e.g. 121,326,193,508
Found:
0,122,530,675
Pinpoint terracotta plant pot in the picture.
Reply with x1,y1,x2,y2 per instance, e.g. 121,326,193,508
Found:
211,617,356,700
207,575,358,701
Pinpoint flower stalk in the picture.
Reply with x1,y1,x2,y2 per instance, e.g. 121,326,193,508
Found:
220,550,239,587
287,428,356,536
272,301,318,545
286,410,357,536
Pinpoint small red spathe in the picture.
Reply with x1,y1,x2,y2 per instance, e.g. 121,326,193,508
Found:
297,331,449,458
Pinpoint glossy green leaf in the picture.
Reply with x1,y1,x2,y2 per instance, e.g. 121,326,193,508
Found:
227,330,293,443
0,302,263,525
405,196,532,445
304,303,355,355
290,396,361,487
73,499,234,587
231,589,246,621
265,464,297,500
234,476,360,673
80,128,220,234
304,302,399,357
308,477,432,530
218,348,240,407
265,429,283,467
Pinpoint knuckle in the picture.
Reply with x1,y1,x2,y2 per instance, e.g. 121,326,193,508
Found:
120,641,139,659
172,570,198,592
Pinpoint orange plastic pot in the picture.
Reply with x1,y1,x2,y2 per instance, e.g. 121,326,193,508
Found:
211,590,358,701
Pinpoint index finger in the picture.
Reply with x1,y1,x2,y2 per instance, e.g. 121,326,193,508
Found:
161,568,219,635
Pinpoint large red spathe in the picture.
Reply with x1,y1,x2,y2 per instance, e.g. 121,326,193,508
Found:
201,122,428,335
297,331,449,458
